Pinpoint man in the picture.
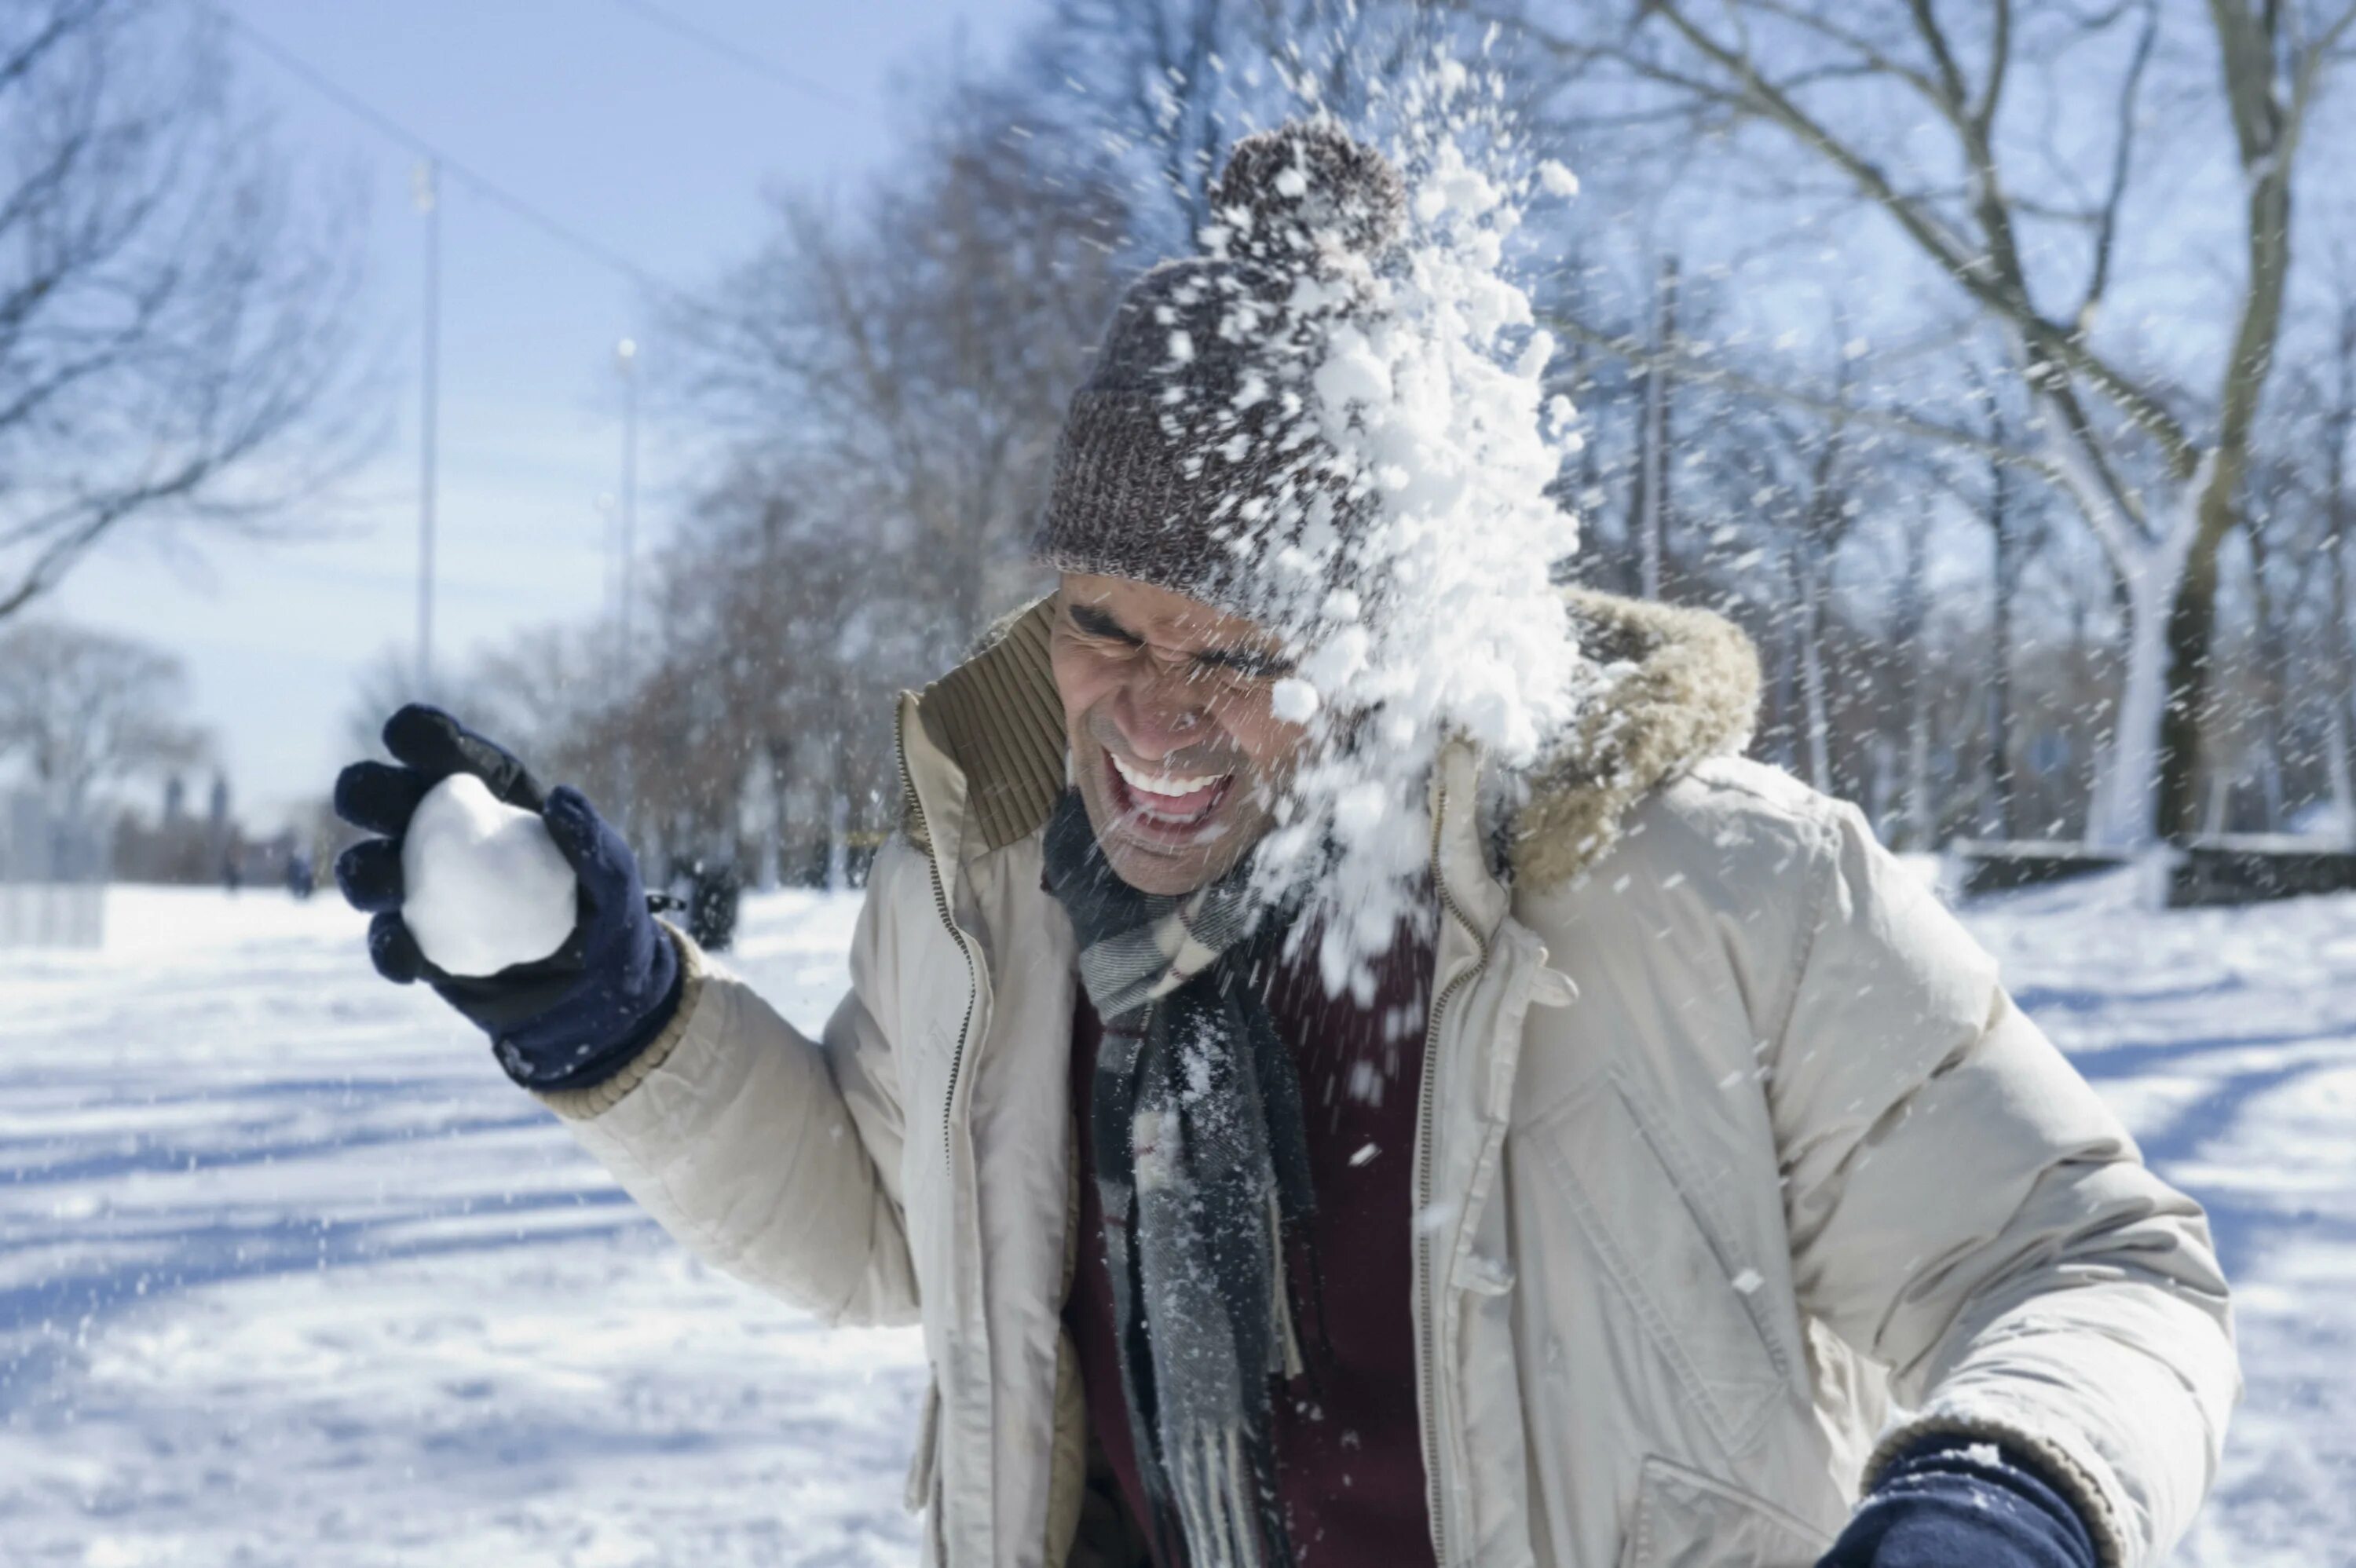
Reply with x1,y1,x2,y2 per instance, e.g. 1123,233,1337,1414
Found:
335,123,2234,1568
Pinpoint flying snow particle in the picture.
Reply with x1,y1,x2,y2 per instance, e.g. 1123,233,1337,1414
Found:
1537,160,1580,198
1271,677,1322,724
401,774,577,978
1731,1268,1764,1295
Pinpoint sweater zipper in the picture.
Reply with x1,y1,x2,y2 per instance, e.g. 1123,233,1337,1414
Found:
898,726,982,1164
1416,777,1491,1568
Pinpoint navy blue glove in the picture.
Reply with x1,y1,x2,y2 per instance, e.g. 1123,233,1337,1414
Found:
1816,1436,2098,1568
333,704,682,1093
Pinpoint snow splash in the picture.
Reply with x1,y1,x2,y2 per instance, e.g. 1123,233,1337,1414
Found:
1150,56,1591,1000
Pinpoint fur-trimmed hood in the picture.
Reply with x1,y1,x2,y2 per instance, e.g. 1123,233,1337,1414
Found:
1512,588,1761,889
907,587,1761,891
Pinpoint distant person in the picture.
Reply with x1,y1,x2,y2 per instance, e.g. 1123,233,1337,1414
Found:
221,857,242,897
331,124,2233,1568
286,852,315,901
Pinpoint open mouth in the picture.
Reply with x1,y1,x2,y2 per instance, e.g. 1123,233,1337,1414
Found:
1104,749,1235,839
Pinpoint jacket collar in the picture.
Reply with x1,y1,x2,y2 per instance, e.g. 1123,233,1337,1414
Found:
899,587,1761,891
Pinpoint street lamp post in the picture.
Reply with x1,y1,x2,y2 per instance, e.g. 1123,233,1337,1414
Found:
613,336,639,839
415,159,441,699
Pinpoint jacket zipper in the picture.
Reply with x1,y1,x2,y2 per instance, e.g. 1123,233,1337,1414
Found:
896,716,986,1568
897,725,982,1165
1416,777,1493,1568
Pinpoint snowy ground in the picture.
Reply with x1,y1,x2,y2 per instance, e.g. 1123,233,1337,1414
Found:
2,872,2351,1565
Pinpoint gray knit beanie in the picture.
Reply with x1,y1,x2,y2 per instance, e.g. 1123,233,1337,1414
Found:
1034,121,1409,620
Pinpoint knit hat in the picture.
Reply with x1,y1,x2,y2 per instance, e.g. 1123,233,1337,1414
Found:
1034,121,1409,621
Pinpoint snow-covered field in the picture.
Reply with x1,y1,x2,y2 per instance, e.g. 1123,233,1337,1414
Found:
2,873,2350,1565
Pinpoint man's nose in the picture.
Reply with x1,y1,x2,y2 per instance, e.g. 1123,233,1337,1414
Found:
1111,664,1208,762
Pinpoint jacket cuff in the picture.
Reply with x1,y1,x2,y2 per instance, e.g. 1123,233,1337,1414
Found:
534,923,706,1121
1864,1413,2127,1568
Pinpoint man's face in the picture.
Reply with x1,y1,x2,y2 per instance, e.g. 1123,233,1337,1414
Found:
1048,573,1310,896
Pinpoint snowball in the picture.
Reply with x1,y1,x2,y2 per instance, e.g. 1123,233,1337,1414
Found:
401,773,579,978
1313,325,1392,413
1139,53,1599,1001
1271,677,1322,724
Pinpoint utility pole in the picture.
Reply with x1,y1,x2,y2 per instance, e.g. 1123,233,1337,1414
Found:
616,336,638,682
414,159,441,700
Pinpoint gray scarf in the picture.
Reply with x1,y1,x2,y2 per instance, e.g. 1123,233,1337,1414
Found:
1041,790,1321,1568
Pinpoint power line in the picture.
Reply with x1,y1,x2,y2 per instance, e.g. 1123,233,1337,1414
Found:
602,0,861,111
208,5,683,305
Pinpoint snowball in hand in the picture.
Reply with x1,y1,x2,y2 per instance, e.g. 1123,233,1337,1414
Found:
400,773,579,978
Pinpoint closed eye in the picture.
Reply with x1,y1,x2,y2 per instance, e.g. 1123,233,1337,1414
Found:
1067,602,1143,646
1191,646,1293,681
1064,599,1293,681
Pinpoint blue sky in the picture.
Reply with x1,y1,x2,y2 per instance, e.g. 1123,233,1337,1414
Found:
55,0,1037,830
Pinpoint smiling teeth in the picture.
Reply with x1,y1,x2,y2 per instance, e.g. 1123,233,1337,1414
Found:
1110,752,1226,798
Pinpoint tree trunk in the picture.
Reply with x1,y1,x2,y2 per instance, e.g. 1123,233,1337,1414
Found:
1770,583,1801,773
2092,539,2191,849
1798,540,1832,795
1637,254,1677,601
824,740,851,892
1984,451,2016,838
2155,129,2296,839
2243,517,2294,832
2156,523,2225,840
2330,307,2356,839
2334,522,2356,842
1902,515,1933,850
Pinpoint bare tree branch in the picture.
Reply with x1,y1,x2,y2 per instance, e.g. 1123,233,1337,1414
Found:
0,0,371,623
1541,305,2060,474
2079,0,2159,328
1509,2,2203,475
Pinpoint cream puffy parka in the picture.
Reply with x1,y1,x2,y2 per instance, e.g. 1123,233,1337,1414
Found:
539,592,2236,1568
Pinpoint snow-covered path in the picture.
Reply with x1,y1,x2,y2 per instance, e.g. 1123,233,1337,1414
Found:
2,889,926,1566
2,875,2349,1565
1962,872,2356,1568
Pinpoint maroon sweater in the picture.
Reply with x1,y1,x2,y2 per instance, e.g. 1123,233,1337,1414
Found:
1063,919,1439,1568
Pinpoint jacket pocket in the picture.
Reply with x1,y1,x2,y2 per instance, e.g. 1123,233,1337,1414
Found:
1531,1069,1788,1457
1618,1455,1833,1568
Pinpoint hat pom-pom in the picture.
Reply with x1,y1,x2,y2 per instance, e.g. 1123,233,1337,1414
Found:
1209,120,1407,266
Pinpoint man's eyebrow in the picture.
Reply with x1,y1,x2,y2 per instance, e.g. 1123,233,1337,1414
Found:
1067,601,1141,642
1190,642,1294,676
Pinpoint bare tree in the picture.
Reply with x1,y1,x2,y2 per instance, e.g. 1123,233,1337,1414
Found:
669,75,1135,668
1498,0,2356,844
1022,0,1436,247
0,618,207,815
0,0,368,623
